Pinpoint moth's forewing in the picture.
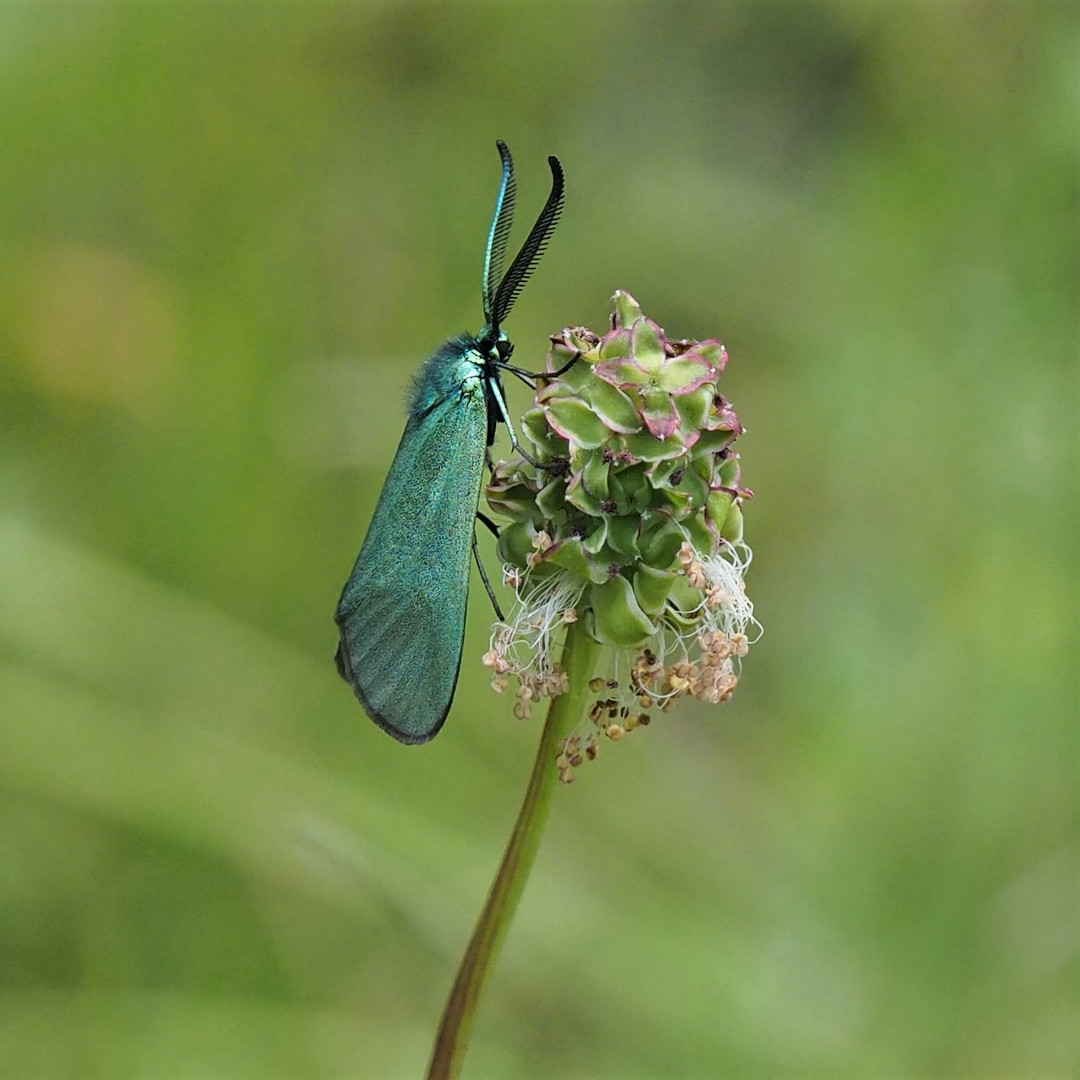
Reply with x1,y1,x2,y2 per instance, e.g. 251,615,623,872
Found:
335,345,489,743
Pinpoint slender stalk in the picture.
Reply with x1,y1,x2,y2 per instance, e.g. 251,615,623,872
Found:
425,621,600,1080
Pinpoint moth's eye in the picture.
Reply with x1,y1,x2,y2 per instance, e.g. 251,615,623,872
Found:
497,340,514,362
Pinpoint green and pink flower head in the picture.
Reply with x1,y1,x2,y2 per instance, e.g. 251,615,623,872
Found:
483,292,760,780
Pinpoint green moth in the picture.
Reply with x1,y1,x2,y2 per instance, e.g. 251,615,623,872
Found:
335,141,572,743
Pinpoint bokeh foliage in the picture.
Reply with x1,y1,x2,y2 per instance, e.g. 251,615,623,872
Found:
0,4,1075,1078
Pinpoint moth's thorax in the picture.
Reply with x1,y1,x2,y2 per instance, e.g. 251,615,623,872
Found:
409,334,490,418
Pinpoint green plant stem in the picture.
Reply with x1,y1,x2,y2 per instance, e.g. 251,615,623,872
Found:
425,621,600,1080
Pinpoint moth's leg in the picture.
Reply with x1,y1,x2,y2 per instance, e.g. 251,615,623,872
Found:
476,511,500,539
472,523,505,621
486,373,567,474
499,348,581,381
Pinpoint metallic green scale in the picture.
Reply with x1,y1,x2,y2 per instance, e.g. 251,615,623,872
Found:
334,142,567,743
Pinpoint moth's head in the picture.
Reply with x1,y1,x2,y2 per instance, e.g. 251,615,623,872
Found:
478,325,514,365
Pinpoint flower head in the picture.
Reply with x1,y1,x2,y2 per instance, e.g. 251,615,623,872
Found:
485,292,760,779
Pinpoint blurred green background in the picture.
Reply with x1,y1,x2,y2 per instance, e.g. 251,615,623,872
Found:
0,4,1075,1078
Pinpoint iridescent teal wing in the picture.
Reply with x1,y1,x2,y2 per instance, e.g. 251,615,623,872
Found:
334,343,489,744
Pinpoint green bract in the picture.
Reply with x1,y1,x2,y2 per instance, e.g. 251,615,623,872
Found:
486,292,751,648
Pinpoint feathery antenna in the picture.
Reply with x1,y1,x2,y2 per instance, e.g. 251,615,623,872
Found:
482,141,517,326
490,153,564,332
